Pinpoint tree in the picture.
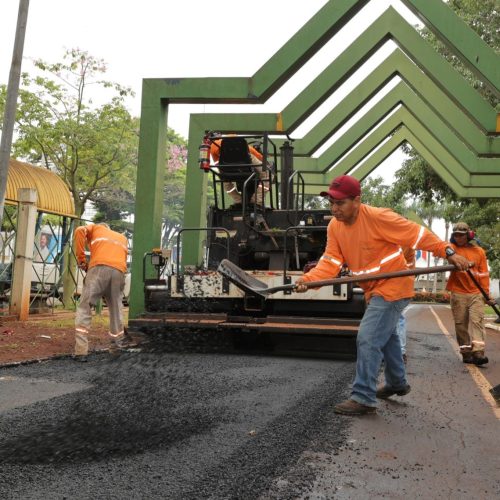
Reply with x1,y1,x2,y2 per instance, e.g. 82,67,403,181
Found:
92,187,135,233
391,3,500,277
421,0,500,108
0,48,138,217
0,49,139,308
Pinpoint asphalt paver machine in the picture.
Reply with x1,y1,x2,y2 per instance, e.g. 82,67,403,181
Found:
130,132,366,357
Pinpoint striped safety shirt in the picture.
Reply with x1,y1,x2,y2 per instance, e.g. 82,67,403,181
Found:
301,204,449,302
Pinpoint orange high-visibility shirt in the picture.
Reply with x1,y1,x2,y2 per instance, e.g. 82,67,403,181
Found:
301,204,449,302
74,224,128,273
402,247,416,269
446,243,490,295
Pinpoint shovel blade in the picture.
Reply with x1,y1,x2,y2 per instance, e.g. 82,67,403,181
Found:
217,259,269,296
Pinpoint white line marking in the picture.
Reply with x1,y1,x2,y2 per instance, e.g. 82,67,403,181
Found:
430,306,500,419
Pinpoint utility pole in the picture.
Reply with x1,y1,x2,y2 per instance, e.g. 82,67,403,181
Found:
0,0,30,227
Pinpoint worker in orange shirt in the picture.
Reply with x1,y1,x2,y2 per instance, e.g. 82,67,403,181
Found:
295,175,470,416
446,222,495,365
210,138,269,206
397,246,416,364
73,223,129,361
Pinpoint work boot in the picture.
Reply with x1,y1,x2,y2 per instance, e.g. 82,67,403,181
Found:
376,384,411,399
333,399,376,416
472,351,489,366
109,334,136,355
462,353,474,364
72,354,88,363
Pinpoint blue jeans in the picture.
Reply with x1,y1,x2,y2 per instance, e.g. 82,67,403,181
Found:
397,313,407,355
351,296,410,407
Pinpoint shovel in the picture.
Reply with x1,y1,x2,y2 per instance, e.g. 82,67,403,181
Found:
218,259,457,297
466,270,500,323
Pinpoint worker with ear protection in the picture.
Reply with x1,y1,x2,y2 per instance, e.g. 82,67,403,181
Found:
446,221,495,366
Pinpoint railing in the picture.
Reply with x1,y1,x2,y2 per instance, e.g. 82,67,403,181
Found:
0,205,132,316
286,171,306,226
282,225,327,290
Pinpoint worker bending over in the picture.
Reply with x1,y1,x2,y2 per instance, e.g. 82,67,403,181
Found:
73,222,128,360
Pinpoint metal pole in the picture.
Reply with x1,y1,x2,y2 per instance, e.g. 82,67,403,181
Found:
279,141,294,210
0,0,30,227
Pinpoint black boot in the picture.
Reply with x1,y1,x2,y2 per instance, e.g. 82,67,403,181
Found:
462,353,474,364
472,351,489,366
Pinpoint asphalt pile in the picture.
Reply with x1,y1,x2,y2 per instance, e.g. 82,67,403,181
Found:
0,340,354,499
0,354,228,464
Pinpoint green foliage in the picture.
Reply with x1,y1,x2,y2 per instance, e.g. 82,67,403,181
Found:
392,2,500,277
392,151,456,204
420,0,499,107
0,49,138,218
359,177,397,209
163,131,188,247
92,187,135,234
0,205,17,232
413,291,451,304
460,200,500,277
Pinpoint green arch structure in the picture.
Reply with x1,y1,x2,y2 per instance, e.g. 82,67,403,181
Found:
130,0,500,317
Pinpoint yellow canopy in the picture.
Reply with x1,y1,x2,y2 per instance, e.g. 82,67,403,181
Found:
6,159,75,217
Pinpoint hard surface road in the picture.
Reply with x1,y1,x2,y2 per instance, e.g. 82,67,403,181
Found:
0,304,498,499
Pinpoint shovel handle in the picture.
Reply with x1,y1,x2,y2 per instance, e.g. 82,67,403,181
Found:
301,264,457,290
466,270,500,318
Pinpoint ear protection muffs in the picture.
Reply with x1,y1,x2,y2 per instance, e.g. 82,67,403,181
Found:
450,229,475,244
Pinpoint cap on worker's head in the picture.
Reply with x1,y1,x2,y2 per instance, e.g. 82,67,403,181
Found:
320,175,361,200
452,221,470,234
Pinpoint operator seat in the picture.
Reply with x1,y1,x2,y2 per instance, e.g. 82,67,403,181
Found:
217,137,257,202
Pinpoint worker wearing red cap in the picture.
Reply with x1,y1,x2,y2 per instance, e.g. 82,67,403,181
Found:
295,175,470,415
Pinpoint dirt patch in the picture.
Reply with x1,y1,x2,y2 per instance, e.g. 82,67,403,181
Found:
0,311,122,365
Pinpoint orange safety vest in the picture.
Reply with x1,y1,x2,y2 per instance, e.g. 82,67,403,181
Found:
74,224,128,273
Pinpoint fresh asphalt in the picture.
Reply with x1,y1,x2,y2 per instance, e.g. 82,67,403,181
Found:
0,340,355,499
0,305,498,499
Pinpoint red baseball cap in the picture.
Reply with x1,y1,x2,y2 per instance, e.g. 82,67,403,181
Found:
320,175,361,200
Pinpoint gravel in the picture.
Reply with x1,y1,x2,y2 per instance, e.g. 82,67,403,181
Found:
0,332,355,499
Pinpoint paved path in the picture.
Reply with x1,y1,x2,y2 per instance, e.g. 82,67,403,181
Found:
298,304,500,499
0,304,498,499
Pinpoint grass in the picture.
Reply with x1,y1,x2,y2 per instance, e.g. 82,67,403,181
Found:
26,309,129,329
27,316,107,329
0,343,19,350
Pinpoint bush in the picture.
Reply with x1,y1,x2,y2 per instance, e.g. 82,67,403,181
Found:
412,291,450,303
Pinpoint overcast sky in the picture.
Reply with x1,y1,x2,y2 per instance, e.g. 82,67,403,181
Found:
1,0,423,182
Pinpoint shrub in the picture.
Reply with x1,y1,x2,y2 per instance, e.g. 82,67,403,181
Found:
412,291,450,303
